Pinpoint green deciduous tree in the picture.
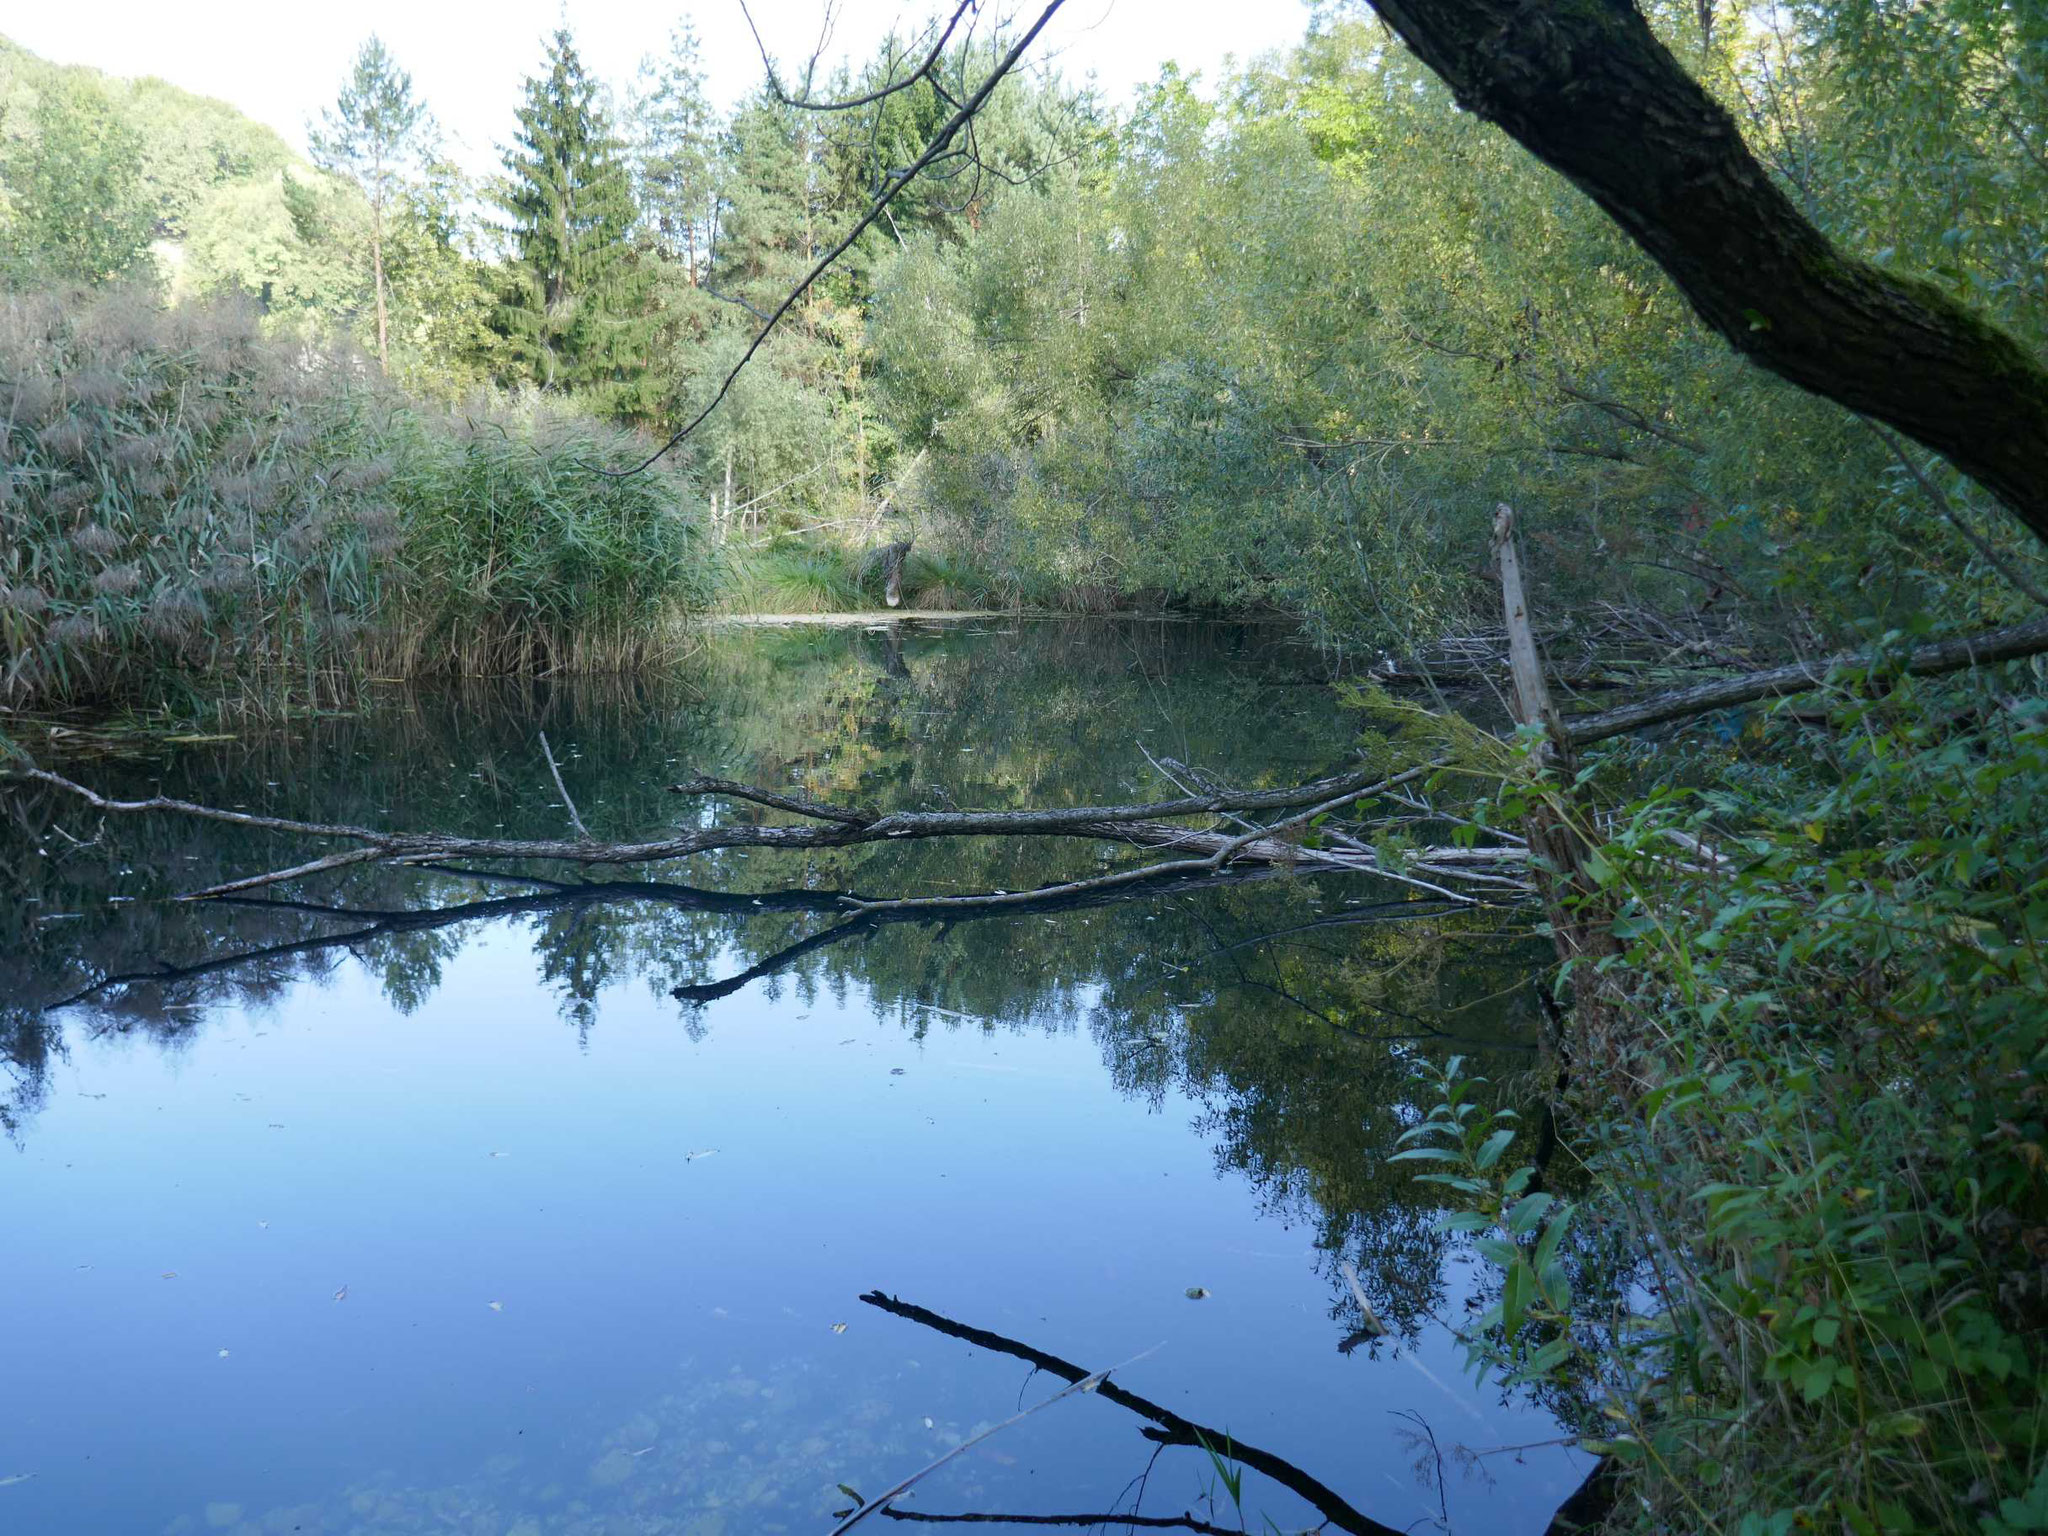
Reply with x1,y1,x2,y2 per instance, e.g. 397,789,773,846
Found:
310,35,436,371
0,70,154,286
495,27,656,418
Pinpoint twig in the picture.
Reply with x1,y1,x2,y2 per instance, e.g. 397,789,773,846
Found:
610,0,1069,476
537,732,590,840
1864,419,2048,610
828,1345,1162,1534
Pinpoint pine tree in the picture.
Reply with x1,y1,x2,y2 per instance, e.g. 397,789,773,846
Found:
496,28,656,417
310,36,435,371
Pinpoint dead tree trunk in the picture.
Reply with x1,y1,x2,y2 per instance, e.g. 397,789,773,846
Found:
877,538,913,608
1494,506,1625,1063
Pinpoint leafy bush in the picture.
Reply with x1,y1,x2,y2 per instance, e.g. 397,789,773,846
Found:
1407,668,2048,1533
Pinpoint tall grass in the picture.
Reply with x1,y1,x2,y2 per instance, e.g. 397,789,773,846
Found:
0,287,716,716
379,397,719,676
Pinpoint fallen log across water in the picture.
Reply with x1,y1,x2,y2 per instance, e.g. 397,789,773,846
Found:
10,758,1532,906
10,606,2047,911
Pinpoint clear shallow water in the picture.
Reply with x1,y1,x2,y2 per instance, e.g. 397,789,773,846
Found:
3,620,1588,1534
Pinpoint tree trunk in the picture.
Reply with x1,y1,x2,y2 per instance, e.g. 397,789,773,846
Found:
371,194,388,373
1494,506,1624,1062
1365,0,2048,546
878,537,913,608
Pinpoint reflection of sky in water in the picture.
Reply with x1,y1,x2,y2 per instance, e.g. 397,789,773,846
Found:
11,922,1582,1533
3,623,1584,1532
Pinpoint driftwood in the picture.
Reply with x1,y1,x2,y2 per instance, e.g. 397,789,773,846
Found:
12,759,1529,906
860,1290,1614,1536
10,583,2048,912
1561,612,2048,745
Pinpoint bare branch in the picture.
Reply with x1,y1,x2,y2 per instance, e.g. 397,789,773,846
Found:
859,1290,1407,1536
1863,419,2048,610
828,1343,1162,1535
538,731,590,839
744,0,978,113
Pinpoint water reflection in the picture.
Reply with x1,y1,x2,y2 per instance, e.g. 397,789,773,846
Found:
1,620,1596,1533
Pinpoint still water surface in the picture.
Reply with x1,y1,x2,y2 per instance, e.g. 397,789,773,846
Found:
3,620,1587,1535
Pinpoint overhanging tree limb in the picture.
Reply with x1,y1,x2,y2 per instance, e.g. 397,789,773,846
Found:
610,0,1068,476
1364,0,2048,545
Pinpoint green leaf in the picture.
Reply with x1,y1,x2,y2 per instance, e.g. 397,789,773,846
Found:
1506,1192,1554,1235
1501,1260,1533,1340
1474,1127,1516,1170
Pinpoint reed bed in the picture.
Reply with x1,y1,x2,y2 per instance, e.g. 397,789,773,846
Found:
0,287,717,717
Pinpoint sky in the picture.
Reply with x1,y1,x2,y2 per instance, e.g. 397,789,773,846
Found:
6,0,1314,178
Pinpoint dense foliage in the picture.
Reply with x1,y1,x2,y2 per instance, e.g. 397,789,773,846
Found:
2,3,2047,1528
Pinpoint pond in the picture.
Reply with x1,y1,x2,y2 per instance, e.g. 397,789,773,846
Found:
2,618,1593,1535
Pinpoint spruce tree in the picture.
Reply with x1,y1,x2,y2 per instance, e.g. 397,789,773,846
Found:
496,28,655,417
629,20,716,282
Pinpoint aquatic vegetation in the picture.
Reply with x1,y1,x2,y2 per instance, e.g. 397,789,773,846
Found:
0,289,715,713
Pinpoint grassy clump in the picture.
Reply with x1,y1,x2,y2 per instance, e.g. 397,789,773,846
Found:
0,287,714,715
724,538,1002,614
380,398,719,675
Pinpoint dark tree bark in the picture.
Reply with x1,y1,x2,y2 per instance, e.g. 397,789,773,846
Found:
1366,0,2048,545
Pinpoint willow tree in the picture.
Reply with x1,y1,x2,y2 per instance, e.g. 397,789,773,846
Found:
1357,0,2048,546
496,28,656,418
310,36,435,371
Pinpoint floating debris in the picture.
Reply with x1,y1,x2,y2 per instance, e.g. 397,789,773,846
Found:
831,1323,848,1334
1185,1286,1211,1300
333,1285,349,1303
487,1301,503,1312
686,1149,718,1162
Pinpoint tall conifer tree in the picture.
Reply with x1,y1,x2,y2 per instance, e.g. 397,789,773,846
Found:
629,20,716,282
496,28,654,417
311,36,434,372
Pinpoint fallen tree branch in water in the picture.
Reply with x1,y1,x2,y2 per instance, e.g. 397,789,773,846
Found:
827,1342,1160,1536
12,612,2039,908
874,1508,1243,1532
861,1290,1407,1536
863,1289,1610,1536
12,755,1527,904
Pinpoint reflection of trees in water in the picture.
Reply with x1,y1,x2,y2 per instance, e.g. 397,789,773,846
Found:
1,622,1601,1342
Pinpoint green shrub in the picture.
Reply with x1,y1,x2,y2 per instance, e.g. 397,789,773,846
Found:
1408,670,2048,1533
